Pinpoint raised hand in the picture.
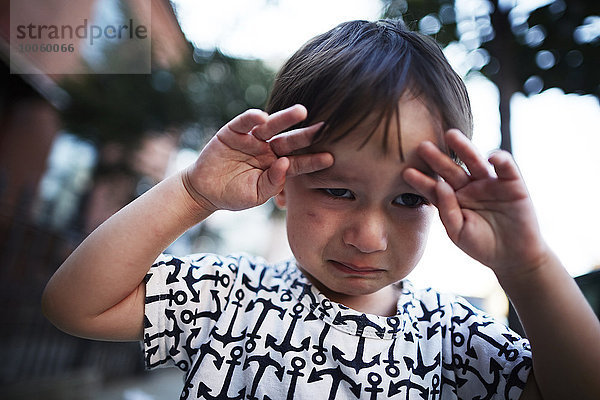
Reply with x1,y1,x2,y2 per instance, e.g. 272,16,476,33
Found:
184,105,334,213
403,129,551,279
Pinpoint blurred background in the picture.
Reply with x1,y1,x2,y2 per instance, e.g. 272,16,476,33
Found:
1,0,598,398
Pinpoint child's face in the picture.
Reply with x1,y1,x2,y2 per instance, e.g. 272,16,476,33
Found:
276,95,441,311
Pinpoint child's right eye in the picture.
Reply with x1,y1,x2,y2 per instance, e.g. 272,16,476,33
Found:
322,188,354,199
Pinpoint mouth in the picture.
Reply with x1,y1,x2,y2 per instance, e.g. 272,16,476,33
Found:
330,260,384,275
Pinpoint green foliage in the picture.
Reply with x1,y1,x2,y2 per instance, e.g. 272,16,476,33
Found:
180,49,275,148
523,1,599,96
382,0,599,98
59,48,274,150
59,0,274,150
60,68,190,147
384,0,457,46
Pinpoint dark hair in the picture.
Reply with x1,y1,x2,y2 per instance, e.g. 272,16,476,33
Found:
266,19,472,159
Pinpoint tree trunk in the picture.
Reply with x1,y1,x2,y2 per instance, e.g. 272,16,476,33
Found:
488,0,520,153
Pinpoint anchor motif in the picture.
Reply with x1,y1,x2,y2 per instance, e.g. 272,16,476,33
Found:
181,308,205,327
403,343,439,380
280,289,293,302
196,346,245,400
144,308,183,366
311,324,331,365
453,354,503,399
194,290,223,321
332,336,380,374
383,338,401,378
265,303,310,356
144,345,166,369
286,357,307,400
307,365,362,400
441,355,459,394
387,378,430,399
212,289,247,346
180,342,225,399
145,287,187,307
241,268,279,294
243,353,285,400
316,299,334,320
332,312,386,337
183,266,230,302
290,278,318,306
451,301,478,325
386,316,402,336
225,257,240,274
364,372,384,400
244,297,285,353
427,321,442,340
181,326,202,361
450,324,466,347
430,374,441,400
466,321,519,361
503,357,532,398
416,295,445,322
164,256,184,284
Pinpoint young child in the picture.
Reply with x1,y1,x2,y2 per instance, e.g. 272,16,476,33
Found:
42,19,599,399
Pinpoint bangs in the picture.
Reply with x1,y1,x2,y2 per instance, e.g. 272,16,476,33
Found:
266,19,472,162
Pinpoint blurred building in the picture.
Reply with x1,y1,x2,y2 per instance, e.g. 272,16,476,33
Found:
0,0,190,397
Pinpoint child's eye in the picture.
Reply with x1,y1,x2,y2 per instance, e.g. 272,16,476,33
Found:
322,188,354,199
393,193,428,207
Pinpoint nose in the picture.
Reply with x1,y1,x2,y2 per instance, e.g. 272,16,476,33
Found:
342,209,388,253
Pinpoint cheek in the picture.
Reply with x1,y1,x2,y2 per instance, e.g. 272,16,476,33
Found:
393,208,435,250
285,204,339,250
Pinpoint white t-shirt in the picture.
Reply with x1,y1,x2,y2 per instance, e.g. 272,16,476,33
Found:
144,253,531,399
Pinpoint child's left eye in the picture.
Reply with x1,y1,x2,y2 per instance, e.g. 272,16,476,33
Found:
322,188,354,199
393,193,428,207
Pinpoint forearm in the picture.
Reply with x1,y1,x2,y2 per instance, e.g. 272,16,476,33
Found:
498,252,600,400
42,170,212,335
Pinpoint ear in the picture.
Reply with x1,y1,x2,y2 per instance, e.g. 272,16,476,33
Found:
274,188,287,209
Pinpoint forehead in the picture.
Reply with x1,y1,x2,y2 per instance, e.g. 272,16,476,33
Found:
308,96,441,183
313,95,442,162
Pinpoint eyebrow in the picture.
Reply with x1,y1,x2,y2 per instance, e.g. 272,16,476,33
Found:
306,167,437,192
305,168,355,184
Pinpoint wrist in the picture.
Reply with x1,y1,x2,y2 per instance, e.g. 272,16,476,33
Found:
180,167,219,215
494,247,561,295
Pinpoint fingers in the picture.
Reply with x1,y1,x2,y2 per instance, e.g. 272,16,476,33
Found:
269,121,324,156
403,167,438,204
251,104,308,141
223,104,307,141
435,180,464,243
256,152,334,204
416,129,493,190
262,157,290,194
219,105,320,158
417,141,470,189
446,129,492,180
403,167,464,243
286,153,334,177
488,150,522,181
226,109,269,134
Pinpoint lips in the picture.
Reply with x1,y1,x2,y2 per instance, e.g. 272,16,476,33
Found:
330,260,384,275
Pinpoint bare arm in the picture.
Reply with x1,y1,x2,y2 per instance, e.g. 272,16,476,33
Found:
498,251,600,400
404,130,600,400
41,171,210,341
42,105,333,342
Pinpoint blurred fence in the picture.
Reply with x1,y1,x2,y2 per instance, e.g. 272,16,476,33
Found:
0,187,144,400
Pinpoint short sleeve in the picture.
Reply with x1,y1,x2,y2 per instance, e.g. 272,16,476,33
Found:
143,253,240,372
447,296,532,400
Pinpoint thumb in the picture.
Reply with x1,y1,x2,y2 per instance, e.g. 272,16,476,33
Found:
258,157,290,201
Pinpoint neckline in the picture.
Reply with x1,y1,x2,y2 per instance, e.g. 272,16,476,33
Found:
277,260,419,339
